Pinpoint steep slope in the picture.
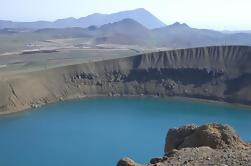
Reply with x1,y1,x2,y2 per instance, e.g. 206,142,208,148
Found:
0,8,166,29
0,46,251,114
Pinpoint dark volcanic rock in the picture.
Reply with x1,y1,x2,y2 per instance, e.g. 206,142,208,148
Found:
150,157,163,164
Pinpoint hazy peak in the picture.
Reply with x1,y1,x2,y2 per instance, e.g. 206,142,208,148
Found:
170,22,189,28
0,8,166,29
116,18,141,24
101,18,148,29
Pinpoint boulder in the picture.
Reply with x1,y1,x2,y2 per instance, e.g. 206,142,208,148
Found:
117,157,138,166
165,124,197,153
165,123,245,153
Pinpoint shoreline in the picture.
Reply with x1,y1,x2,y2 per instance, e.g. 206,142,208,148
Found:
1,94,251,117
1,46,251,116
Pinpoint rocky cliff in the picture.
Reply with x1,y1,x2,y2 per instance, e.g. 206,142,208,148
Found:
117,123,251,166
1,46,251,113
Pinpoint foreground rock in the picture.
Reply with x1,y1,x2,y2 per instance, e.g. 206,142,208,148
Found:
117,124,251,166
117,158,140,166
165,123,246,152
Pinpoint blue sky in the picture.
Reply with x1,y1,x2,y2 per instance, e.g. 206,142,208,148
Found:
1,0,250,30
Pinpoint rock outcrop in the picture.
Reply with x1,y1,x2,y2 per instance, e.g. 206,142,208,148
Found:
165,124,245,153
1,46,251,113
117,158,140,166
117,124,251,166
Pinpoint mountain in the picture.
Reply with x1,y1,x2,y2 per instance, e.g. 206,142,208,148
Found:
35,19,153,46
0,8,166,29
95,18,153,45
3,18,251,49
54,8,166,29
152,22,224,48
79,8,166,29
34,21,251,48
153,22,251,48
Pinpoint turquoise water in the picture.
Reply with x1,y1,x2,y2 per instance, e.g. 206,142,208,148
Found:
0,97,251,166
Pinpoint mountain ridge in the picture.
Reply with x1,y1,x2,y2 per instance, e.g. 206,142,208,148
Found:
0,8,166,29
32,19,251,48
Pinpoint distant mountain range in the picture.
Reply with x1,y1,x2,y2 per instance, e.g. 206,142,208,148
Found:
0,8,166,29
222,30,251,34
33,18,251,48
1,8,251,48
152,22,251,48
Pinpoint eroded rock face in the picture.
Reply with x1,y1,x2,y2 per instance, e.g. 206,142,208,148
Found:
165,124,245,153
1,46,251,114
164,124,197,153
